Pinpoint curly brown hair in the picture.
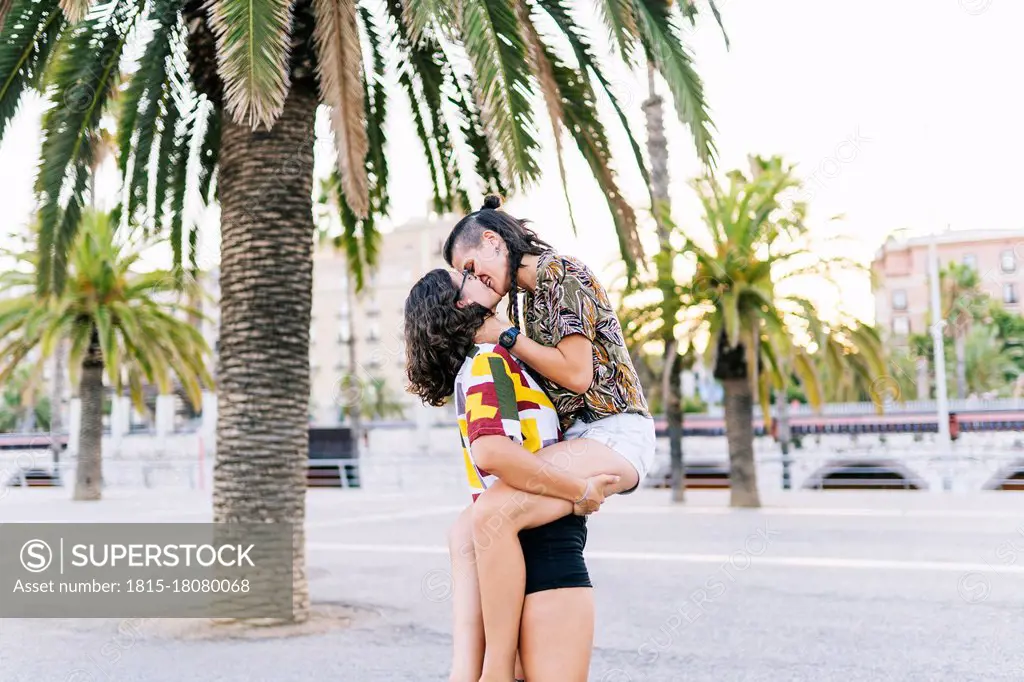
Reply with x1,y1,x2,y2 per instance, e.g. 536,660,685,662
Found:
404,268,493,406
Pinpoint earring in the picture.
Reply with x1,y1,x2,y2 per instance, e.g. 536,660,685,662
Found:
494,246,499,254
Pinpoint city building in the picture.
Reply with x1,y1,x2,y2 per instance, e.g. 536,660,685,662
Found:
20,215,464,435
308,215,460,425
872,229,1024,343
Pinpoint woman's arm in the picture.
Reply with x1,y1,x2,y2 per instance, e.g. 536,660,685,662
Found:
510,333,593,394
478,315,593,393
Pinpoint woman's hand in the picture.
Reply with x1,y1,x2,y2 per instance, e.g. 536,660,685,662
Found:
479,315,511,344
573,473,620,515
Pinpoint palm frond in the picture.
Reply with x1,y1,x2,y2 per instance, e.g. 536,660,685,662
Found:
632,0,715,166
536,0,650,188
549,41,643,275
35,0,144,293
167,112,190,273
515,1,575,234
595,0,638,63
793,348,823,410
117,0,177,215
207,0,293,130
196,99,220,203
0,0,65,139
359,5,388,218
0,0,13,28
150,93,182,235
707,0,729,47
458,0,539,187
386,0,470,212
58,0,90,22
313,0,369,216
451,68,505,197
401,0,453,44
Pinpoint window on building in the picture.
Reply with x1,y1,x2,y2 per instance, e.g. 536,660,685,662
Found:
1004,283,1019,305
892,316,910,336
892,289,907,311
962,254,977,270
367,322,380,342
1002,250,1016,273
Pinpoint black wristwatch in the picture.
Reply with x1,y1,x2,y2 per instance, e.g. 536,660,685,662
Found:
498,326,521,350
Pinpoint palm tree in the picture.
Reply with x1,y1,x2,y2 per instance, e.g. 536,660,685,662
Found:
682,156,885,507
990,306,1024,379
962,325,1018,396
907,318,1022,399
640,4,727,503
939,262,989,399
642,63,687,502
1,0,715,621
0,365,51,433
0,210,213,500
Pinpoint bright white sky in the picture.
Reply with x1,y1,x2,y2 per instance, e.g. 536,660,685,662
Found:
2,0,1022,324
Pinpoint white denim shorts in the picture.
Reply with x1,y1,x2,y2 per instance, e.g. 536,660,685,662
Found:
563,412,656,493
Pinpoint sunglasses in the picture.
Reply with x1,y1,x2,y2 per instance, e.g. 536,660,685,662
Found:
457,269,477,299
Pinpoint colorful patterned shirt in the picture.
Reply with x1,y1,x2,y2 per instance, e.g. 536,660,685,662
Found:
454,343,562,501
524,250,651,432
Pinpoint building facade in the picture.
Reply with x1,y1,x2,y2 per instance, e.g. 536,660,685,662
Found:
308,215,459,425
183,215,460,427
872,229,1024,343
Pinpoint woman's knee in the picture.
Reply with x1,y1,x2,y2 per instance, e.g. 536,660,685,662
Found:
472,485,529,539
448,506,476,556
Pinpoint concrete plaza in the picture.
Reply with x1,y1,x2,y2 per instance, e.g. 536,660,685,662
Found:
1,486,1022,681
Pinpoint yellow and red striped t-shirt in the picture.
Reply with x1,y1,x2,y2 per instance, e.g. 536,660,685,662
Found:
453,343,562,501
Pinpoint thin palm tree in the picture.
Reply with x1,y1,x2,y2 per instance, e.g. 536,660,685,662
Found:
682,156,886,507
642,62,688,502
1,0,716,620
939,261,989,399
0,365,50,433
963,325,1018,397
0,210,213,500
640,3,726,502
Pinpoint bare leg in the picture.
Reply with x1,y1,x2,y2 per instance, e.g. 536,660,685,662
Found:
519,588,594,682
474,438,635,682
448,506,484,682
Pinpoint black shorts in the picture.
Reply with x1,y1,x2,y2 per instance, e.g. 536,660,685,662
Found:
519,514,591,595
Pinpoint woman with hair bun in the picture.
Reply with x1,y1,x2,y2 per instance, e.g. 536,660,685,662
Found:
440,194,656,682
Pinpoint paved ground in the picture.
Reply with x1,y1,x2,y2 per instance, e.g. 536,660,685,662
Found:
1,487,1023,681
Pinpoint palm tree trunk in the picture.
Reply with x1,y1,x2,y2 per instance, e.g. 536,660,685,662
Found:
915,355,930,400
954,333,967,399
722,377,760,507
50,340,65,471
644,62,685,503
213,83,318,623
775,388,792,490
74,327,103,501
346,269,361,456
715,336,761,507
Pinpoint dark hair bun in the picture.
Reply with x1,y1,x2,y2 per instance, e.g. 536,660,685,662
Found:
481,194,503,210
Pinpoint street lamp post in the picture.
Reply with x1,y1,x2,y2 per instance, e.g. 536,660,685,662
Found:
928,233,953,491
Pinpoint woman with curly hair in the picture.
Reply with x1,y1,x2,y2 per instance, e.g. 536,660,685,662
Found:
441,195,656,682
405,267,620,682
